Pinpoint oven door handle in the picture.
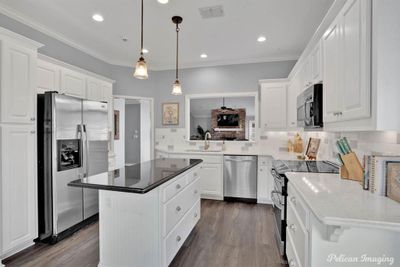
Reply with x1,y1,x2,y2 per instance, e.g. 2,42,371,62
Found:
271,191,284,210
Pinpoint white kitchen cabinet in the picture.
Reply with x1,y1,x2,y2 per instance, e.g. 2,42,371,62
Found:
260,82,287,130
0,125,37,257
340,0,371,121
198,163,223,200
161,152,223,200
310,41,323,84
323,16,342,123
257,156,274,204
323,0,371,123
0,40,39,124
37,59,60,94
60,68,86,98
286,78,300,129
86,78,103,101
302,58,312,89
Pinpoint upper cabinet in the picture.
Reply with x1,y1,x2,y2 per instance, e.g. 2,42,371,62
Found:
37,59,60,94
260,81,287,130
323,0,371,123
310,41,323,84
0,39,41,124
60,68,86,99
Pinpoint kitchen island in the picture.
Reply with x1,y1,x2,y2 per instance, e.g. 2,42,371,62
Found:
69,158,203,267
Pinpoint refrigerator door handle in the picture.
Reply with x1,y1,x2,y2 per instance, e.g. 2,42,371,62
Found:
83,124,90,178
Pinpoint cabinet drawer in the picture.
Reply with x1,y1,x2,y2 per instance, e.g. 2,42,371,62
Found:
164,200,201,266
288,184,308,228
286,231,302,267
187,166,200,184
163,174,188,203
287,204,307,267
164,178,200,236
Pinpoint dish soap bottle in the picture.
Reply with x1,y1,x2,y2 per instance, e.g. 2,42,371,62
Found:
294,133,303,153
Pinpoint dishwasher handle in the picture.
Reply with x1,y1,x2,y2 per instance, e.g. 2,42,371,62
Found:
224,158,256,163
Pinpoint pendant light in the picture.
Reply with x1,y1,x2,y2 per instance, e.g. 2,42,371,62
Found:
171,16,183,95
133,0,149,79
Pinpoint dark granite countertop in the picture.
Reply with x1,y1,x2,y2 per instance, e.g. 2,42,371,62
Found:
68,158,203,194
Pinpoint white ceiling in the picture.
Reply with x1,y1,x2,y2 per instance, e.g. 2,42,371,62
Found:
191,97,255,118
0,0,334,70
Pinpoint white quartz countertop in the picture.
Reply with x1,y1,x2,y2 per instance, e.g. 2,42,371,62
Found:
285,172,400,231
156,148,308,161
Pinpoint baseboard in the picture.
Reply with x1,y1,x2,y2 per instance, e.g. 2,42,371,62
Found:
200,194,223,201
257,197,272,205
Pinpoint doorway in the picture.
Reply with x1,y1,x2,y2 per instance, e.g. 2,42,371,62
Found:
113,96,154,169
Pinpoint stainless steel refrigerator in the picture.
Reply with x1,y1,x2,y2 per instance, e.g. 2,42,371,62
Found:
37,92,109,242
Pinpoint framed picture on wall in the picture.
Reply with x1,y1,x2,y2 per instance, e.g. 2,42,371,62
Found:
162,102,179,125
114,110,120,140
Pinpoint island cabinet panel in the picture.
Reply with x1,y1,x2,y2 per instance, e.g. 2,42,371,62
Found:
97,164,202,267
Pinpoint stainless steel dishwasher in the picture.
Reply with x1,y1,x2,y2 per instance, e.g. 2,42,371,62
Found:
223,155,257,202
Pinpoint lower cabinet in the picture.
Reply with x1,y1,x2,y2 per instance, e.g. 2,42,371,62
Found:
160,166,201,266
257,156,274,204
0,124,37,258
161,152,224,200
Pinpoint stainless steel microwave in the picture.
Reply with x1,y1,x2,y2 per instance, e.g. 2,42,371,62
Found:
297,84,323,129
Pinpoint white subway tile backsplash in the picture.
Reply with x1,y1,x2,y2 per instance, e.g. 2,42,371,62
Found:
155,128,400,161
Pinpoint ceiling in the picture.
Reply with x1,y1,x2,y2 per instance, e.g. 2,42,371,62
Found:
191,97,255,118
0,0,334,70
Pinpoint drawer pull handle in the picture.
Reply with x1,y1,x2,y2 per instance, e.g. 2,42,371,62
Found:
289,259,296,267
289,224,296,232
290,197,296,205
30,130,36,134
194,212,198,218
176,184,181,190
176,235,181,242
176,206,181,212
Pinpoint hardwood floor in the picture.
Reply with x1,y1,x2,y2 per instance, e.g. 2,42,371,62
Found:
3,200,287,267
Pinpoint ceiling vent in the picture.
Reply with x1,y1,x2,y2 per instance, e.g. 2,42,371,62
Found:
199,5,224,19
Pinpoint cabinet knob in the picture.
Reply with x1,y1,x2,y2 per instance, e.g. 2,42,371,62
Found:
289,259,296,267
30,117,36,121
176,206,181,212
176,184,181,190
30,130,36,134
176,235,181,242
194,212,198,218
290,196,296,205
289,224,297,232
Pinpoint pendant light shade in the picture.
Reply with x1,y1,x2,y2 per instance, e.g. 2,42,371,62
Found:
134,56,148,79
133,0,149,79
171,80,182,95
171,16,183,95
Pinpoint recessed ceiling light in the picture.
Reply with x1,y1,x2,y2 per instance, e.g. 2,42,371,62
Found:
157,0,169,4
257,36,266,42
142,48,149,54
200,53,208,58
92,14,104,22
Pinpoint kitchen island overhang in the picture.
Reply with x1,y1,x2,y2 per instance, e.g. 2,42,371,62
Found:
69,158,203,267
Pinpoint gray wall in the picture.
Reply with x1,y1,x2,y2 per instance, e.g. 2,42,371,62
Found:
125,104,141,164
153,61,296,128
0,13,112,77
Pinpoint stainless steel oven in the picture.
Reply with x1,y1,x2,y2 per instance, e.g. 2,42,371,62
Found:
270,168,286,256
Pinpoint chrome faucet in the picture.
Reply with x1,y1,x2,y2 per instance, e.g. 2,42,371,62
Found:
204,132,212,150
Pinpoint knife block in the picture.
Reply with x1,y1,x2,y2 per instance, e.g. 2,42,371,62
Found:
340,152,364,182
